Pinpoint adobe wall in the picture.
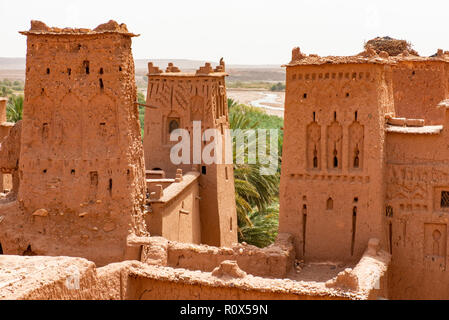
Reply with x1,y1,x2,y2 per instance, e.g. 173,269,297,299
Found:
146,172,202,244
385,110,449,299
392,60,449,124
134,233,295,278
128,238,390,300
144,64,237,247
0,237,389,300
0,21,147,266
280,61,394,263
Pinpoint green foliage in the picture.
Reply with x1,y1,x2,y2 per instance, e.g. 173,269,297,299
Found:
6,94,24,122
0,79,24,97
137,92,146,138
227,81,275,90
270,82,286,92
229,103,283,247
239,203,279,248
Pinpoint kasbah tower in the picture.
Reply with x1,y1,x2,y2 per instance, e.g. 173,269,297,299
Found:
14,21,147,265
279,48,394,263
143,61,237,247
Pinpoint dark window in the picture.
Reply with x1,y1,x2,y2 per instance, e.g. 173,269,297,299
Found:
99,78,104,90
83,60,90,74
169,119,179,133
202,166,207,175
90,171,98,186
386,205,394,217
0,242,3,254
327,198,333,210
46,68,50,74
441,191,449,208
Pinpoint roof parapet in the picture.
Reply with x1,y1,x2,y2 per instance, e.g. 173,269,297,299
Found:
20,20,138,37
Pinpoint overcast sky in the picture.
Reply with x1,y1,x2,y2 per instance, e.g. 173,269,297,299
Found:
0,0,448,64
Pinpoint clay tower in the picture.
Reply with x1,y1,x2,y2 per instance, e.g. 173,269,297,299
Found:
17,21,147,265
279,48,395,262
143,60,237,247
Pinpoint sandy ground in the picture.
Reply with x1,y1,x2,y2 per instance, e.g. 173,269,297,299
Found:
227,89,285,118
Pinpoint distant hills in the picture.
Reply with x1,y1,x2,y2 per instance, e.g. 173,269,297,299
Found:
0,58,285,82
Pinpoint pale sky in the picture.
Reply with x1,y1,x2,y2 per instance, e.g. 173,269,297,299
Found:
1,0,448,65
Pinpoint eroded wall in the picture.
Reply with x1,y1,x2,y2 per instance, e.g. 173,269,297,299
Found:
0,21,147,266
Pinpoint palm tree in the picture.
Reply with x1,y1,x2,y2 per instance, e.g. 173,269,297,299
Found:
6,95,23,123
239,204,279,248
227,98,239,111
229,108,281,246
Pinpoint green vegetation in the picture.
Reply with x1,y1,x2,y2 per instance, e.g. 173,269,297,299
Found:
226,81,285,92
0,79,24,96
137,92,146,138
0,79,24,123
228,98,283,247
270,82,286,92
7,94,23,122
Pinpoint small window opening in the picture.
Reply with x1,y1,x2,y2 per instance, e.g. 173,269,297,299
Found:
313,112,316,122
90,171,98,186
353,146,360,168
0,242,3,254
441,191,449,208
355,111,358,121
46,68,50,75
119,66,123,72
71,169,75,175
225,167,229,180
333,111,337,121
354,197,359,203
346,92,350,98
99,78,104,90
202,166,207,175
230,217,233,231
83,60,90,74
386,205,394,217
169,119,179,134
23,245,36,256
43,169,47,174
303,93,307,99
313,146,318,168
412,71,416,76
333,146,338,168
99,68,104,74
108,179,113,195
327,197,334,210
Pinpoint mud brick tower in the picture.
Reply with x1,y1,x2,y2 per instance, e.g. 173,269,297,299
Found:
279,48,395,263
17,21,147,265
144,61,237,247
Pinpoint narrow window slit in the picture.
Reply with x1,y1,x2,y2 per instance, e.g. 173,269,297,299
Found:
351,207,357,256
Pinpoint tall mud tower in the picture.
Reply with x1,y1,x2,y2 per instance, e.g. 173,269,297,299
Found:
18,21,147,265
279,48,395,263
144,61,237,247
